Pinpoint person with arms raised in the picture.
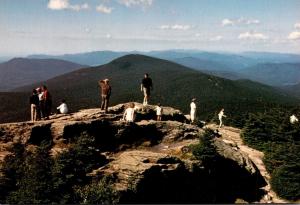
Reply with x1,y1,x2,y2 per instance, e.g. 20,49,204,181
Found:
98,78,112,113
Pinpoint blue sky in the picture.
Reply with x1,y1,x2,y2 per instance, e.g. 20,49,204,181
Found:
0,0,300,56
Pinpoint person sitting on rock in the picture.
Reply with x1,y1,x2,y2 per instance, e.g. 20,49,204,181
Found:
190,98,196,124
57,99,69,114
141,73,153,106
290,114,299,124
156,103,163,121
98,78,112,113
123,103,136,123
218,108,227,128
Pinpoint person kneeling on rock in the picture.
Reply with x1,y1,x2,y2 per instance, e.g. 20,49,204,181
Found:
123,103,136,123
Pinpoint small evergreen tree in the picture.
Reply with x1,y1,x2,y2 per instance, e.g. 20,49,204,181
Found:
1,141,54,204
51,132,107,203
75,175,120,204
271,164,300,201
0,142,26,203
192,129,220,168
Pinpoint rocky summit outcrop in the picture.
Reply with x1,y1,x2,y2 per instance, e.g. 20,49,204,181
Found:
0,102,267,203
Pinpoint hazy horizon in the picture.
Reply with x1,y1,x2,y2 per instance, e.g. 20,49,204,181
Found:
1,0,300,56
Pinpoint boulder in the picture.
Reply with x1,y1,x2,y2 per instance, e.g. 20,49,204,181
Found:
0,102,267,203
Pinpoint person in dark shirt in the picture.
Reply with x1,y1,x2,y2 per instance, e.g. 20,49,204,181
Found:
42,85,52,120
98,79,112,113
29,89,39,122
140,73,153,105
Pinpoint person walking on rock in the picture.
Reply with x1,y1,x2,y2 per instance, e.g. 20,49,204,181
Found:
123,103,136,123
218,108,227,128
98,79,112,113
29,89,39,122
141,73,153,106
190,98,197,124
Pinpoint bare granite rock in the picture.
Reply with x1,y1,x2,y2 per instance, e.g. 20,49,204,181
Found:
0,102,267,203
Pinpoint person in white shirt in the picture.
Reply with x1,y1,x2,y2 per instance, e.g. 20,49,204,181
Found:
37,87,44,119
290,114,299,124
123,103,135,122
190,98,196,123
57,99,68,114
156,103,163,121
218,108,227,128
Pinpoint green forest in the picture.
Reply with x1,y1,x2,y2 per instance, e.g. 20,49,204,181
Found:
241,107,300,200
0,133,119,204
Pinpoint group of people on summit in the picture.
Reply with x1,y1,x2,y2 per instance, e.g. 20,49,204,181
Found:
98,73,226,127
29,85,53,121
30,73,298,127
29,85,68,122
29,73,228,127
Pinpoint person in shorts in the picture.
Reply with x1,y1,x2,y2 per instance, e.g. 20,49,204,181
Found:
140,73,153,106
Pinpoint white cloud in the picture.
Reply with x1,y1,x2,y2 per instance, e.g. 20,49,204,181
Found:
48,0,68,10
210,35,223,41
238,18,260,25
85,28,91,33
106,33,112,39
238,32,268,40
48,0,89,11
294,23,300,29
118,0,153,8
160,24,192,31
288,31,300,40
222,18,260,27
96,4,113,14
222,19,234,26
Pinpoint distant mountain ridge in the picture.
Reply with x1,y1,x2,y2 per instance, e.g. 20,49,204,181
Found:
27,50,300,87
28,51,128,66
2,54,297,124
238,63,300,86
28,50,300,67
281,82,300,98
0,58,86,91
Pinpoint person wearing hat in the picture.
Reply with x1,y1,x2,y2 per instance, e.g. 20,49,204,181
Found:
98,78,112,113
190,98,197,124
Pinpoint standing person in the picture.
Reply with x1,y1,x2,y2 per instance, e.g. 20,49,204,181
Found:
57,99,68,114
156,103,163,121
42,85,52,120
123,103,135,123
29,89,39,122
190,98,197,124
37,87,44,119
218,108,227,128
140,73,153,106
98,79,112,113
